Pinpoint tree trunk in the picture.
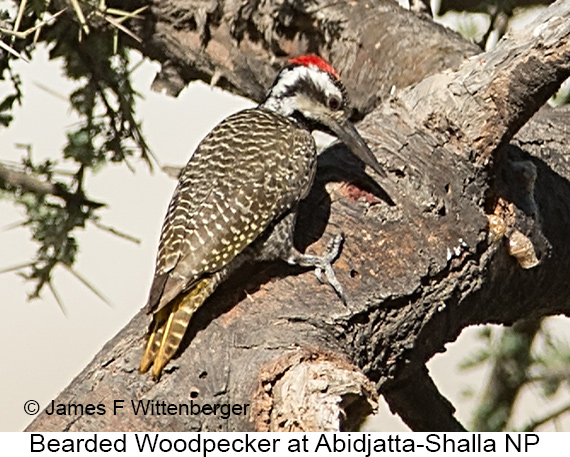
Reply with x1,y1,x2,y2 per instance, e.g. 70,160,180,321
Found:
27,0,570,432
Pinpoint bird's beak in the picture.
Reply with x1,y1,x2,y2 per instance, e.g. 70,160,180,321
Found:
329,119,386,178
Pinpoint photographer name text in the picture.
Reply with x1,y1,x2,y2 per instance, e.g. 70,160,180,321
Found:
44,400,249,419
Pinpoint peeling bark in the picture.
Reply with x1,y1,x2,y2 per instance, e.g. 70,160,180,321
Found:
253,349,377,432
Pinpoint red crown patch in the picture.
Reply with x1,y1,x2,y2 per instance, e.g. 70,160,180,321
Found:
288,55,340,79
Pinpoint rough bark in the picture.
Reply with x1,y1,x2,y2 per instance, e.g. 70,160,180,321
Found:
27,0,570,432
133,0,480,114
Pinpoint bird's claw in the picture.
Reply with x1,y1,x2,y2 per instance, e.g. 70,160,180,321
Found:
313,233,346,304
285,232,347,304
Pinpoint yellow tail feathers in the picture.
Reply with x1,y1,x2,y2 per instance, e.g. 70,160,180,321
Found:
140,278,214,378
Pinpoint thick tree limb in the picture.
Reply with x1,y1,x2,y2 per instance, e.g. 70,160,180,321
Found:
27,0,570,432
397,4,570,165
383,367,466,431
131,0,478,114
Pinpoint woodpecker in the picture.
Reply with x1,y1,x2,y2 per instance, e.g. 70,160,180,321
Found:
140,55,385,378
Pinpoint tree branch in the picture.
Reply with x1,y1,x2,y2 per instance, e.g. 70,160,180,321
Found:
396,3,570,165
131,0,479,115
0,161,103,208
383,367,466,431
26,0,570,432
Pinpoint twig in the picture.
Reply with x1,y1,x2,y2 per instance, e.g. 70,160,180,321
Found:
69,0,90,35
11,0,27,41
61,263,113,307
0,40,29,63
48,280,68,317
0,162,104,208
162,165,183,179
0,8,67,40
521,402,570,432
33,81,69,102
0,261,34,275
91,219,141,244
103,16,142,43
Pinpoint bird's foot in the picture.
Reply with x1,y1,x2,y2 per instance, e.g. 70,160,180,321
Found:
286,232,346,304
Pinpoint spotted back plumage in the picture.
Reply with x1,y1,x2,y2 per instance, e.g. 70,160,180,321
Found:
146,109,316,315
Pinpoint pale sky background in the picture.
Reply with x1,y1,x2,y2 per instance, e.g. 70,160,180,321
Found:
0,36,568,432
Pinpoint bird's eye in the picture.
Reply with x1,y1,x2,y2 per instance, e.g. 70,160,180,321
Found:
328,95,341,111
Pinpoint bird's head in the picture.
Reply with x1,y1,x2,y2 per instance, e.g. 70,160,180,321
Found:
261,55,385,177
